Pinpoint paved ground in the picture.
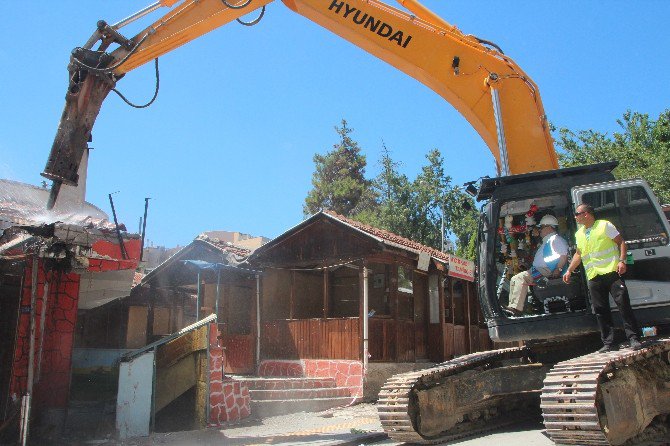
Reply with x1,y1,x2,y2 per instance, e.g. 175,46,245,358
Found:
105,403,554,446
56,399,670,446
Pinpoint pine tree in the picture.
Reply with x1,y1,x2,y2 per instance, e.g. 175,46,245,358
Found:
356,147,478,257
304,120,374,217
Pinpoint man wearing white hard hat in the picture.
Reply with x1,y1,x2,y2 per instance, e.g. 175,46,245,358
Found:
506,215,569,316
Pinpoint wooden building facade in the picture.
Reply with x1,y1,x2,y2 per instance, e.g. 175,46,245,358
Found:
249,211,491,369
77,235,259,375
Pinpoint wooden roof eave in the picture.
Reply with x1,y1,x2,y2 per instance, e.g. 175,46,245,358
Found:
249,214,387,268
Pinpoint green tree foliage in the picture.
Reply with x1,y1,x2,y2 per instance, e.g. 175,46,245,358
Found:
304,121,479,258
355,147,478,258
448,191,478,259
410,149,478,258
354,143,412,236
303,120,375,216
411,149,453,249
556,109,670,203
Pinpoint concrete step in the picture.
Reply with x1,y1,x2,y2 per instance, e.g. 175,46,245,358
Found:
251,396,359,418
250,386,351,401
236,376,338,391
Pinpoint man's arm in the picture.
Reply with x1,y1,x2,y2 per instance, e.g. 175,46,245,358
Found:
551,236,569,278
614,234,627,275
553,254,568,277
563,249,582,284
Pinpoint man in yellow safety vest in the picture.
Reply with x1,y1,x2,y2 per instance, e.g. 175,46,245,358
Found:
563,204,642,353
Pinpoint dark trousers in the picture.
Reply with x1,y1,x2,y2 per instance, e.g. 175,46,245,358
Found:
588,271,639,346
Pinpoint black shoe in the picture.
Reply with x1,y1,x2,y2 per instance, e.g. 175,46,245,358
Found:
597,344,618,353
629,338,643,351
503,306,523,317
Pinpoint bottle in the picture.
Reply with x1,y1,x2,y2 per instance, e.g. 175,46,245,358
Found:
626,252,634,265
642,326,657,337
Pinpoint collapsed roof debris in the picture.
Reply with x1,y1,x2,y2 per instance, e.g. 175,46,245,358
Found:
0,179,116,233
0,222,139,272
0,179,139,274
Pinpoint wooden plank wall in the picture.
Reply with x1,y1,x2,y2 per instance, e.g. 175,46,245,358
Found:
261,318,359,360
395,320,416,362
154,325,208,419
442,323,455,359
222,334,255,374
452,325,468,357
427,324,442,362
369,318,394,361
367,319,418,362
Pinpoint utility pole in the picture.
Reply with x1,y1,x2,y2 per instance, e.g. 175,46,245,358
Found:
441,200,445,252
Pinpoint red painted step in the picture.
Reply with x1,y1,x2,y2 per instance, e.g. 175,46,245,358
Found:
235,377,338,391
251,396,360,418
229,376,359,416
250,386,351,401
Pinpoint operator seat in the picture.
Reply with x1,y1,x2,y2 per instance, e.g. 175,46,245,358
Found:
532,277,585,314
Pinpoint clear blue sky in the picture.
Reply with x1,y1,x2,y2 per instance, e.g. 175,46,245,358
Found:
1,1,668,248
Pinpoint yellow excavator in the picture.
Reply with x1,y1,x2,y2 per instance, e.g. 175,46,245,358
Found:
42,1,670,444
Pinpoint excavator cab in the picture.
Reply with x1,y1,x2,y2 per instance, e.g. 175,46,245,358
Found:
491,193,586,316
476,161,670,342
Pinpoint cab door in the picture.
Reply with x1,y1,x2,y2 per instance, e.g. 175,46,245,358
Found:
571,179,670,308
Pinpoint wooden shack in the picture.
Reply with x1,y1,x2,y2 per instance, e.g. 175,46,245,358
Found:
248,211,492,398
78,234,259,373
75,234,259,428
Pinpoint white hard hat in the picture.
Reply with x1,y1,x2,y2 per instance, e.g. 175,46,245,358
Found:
539,215,559,227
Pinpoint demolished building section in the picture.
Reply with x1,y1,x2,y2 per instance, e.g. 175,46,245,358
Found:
0,178,140,442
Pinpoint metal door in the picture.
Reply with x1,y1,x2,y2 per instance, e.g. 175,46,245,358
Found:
571,179,670,309
116,351,154,439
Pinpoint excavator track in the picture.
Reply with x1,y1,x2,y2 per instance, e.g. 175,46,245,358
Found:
378,346,540,444
542,337,670,446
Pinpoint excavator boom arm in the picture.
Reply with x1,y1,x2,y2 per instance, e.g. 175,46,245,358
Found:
43,0,557,207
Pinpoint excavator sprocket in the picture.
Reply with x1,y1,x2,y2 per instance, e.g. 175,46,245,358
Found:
378,346,547,444
542,338,670,445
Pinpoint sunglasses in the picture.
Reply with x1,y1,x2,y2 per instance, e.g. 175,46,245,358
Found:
574,211,587,217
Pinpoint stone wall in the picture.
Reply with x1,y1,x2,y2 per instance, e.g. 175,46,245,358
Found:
208,326,250,425
10,263,80,427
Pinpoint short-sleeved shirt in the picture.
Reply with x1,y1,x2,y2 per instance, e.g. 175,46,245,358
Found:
584,220,619,241
533,232,569,271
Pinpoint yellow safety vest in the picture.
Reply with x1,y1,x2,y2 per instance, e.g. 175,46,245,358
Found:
575,220,619,280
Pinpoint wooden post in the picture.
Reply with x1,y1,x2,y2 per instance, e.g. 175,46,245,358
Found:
392,260,398,362
323,267,330,319
438,272,446,361
196,271,201,322
411,270,417,363
147,283,156,343
289,270,295,320
446,277,455,359
358,260,364,362
362,261,369,369
465,281,473,353
255,274,261,367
